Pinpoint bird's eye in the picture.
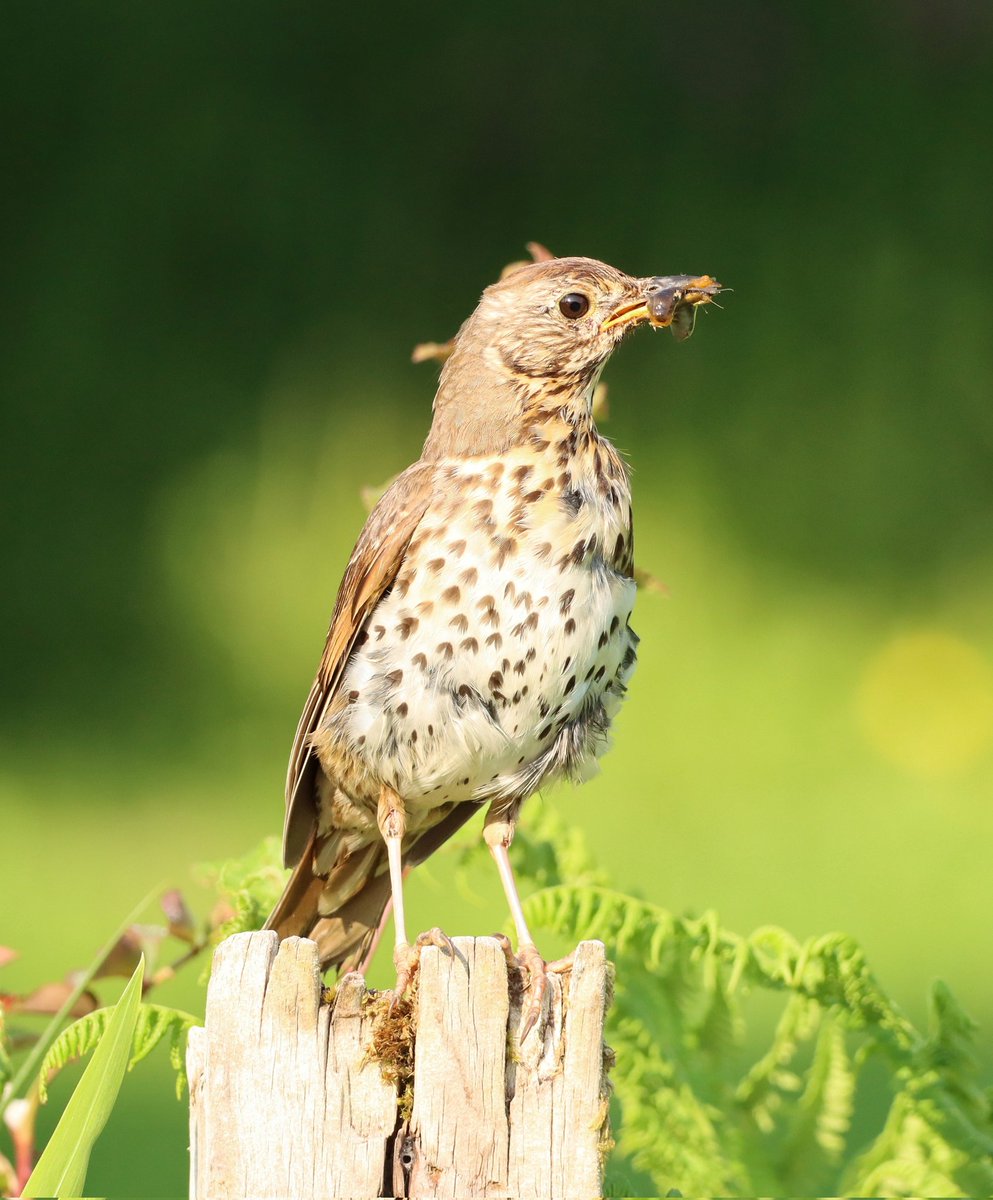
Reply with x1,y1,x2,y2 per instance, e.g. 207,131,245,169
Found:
558,292,590,319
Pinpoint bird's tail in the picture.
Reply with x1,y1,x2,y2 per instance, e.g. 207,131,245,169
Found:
265,832,393,974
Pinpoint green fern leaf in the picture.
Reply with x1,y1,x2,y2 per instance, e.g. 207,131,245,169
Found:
38,1003,199,1103
777,1013,854,1192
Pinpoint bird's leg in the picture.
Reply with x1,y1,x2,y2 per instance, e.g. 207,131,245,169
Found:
378,785,451,998
484,802,572,1040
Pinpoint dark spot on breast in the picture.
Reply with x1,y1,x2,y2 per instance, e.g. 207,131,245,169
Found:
427,558,445,573
564,675,576,694
417,600,434,616
413,653,428,670
562,656,572,671
460,637,479,653
513,659,526,676
397,616,419,639
538,723,552,739
512,690,521,703
560,538,588,570
355,630,369,647
512,463,533,484
411,730,418,744
564,618,576,636
374,625,386,640
460,566,479,587
511,611,539,637
530,437,550,452
504,580,516,600
523,489,544,504
525,647,536,662
598,631,609,649
493,537,516,567
614,533,626,560
428,724,434,735
489,670,503,690
561,489,583,516
348,689,359,702
610,615,620,634
438,642,453,659
595,665,606,681
539,701,550,718
450,613,469,633
521,685,529,696
442,585,461,604
559,588,575,614
385,669,403,686
515,590,533,610
486,632,503,649
474,498,494,521
357,734,366,745
396,702,409,717
448,539,467,557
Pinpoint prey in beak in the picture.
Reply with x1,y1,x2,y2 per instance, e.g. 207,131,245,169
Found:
602,274,723,341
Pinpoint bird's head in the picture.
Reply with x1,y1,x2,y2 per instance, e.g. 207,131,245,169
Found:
424,255,722,458
475,256,721,378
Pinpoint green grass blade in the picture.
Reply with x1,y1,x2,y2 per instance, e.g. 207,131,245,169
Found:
0,884,161,1119
21,957,144,1199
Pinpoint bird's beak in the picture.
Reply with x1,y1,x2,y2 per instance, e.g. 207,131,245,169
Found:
601,274,723,338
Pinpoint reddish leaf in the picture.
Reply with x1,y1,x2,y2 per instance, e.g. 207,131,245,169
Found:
161,889,197,943
12,981,98,1018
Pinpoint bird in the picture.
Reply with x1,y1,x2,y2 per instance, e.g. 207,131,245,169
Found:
265,254,722,1024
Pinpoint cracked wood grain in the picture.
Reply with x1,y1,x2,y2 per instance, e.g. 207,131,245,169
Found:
187,931,395,1200
188,933,611,1199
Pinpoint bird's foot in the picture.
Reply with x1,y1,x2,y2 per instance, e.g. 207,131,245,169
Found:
390,927,455,1005
493,934,574,1042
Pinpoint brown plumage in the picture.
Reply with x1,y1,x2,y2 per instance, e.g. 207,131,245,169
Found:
266,255,722,996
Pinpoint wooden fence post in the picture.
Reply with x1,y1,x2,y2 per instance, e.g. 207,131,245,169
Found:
187,931,612,1200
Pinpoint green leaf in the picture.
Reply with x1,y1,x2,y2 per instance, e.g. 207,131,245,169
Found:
196,836,288,947
0,884,162,1120
22,957,144,1199
38,1002,199,1104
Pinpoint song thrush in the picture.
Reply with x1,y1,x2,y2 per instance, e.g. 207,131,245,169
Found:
266,256,722,1019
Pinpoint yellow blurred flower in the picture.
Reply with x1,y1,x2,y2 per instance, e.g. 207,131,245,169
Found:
857,630,993,777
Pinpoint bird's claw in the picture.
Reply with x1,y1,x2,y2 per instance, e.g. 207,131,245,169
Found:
390,927,454,1007
492,934,574,1043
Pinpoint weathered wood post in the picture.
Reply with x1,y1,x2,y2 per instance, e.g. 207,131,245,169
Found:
187,931,612,1200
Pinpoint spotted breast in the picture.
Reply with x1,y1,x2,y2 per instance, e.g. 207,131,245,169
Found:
316,414,637,823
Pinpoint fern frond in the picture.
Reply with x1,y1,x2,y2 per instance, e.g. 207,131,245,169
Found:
196,836,288,944
776,1013,854,1192
38,1003,199,1103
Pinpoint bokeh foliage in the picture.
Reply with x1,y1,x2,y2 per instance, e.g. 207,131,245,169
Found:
3,2,993,1193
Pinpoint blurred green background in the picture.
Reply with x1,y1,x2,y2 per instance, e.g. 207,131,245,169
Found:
3,2,993,1193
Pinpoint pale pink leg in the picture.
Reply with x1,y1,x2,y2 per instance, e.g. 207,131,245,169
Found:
484,803,572,1040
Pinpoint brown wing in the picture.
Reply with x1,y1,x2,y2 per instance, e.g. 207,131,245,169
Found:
281,461,436,867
